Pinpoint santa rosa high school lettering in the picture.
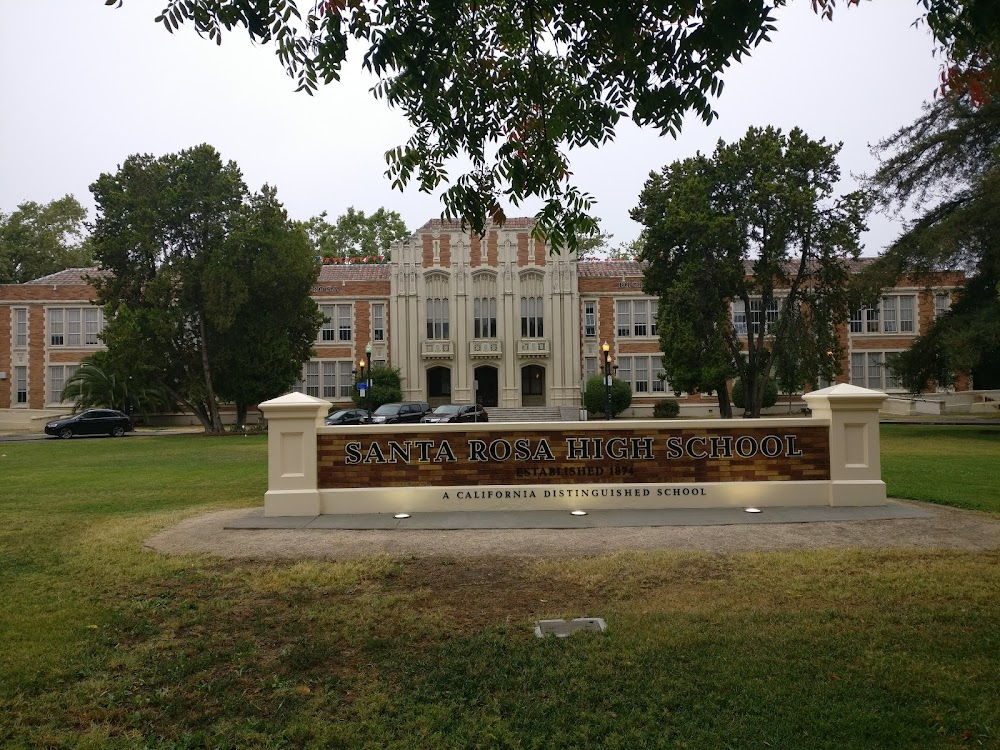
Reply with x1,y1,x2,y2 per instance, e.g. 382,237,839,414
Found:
259,384,889,517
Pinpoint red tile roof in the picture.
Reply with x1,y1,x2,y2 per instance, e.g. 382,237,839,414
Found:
413,217,537,234
23,268,108,285
317,264,390,281
577,261,647,277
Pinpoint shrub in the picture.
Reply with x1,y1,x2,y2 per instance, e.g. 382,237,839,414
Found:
351,366,403,410
653,399,680,418
583,375,633,418
731,378,779,409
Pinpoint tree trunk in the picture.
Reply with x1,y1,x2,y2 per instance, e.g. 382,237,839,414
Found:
196,309,224,434
236,402,248,428
716,382,733,419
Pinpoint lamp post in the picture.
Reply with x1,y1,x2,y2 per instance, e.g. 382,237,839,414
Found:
602,341,612,421
364,342,373,419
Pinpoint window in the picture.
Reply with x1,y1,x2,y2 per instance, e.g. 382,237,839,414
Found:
47,307,104,347
426,298,450,339
934,293,951,319
617,356,668,394
616,300,630,337
732,298,779,335
50,309,63,346
474,297,497,338
372,303,385,342
319,304,353,342
294,360,354,399
472,273,498,338
851,296,916,335
48,364,79,404
520,296,543,337
850,351,903,390
84,308,103,345
584,301,596,337
615,299,658,338
584,356,598,383
14,308,27,347
634,357,649,393
14,366,27,404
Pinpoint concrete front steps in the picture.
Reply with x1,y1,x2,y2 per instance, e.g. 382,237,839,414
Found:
485,407,577,423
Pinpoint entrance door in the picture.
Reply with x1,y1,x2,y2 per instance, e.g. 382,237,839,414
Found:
427,366,451,407
473,365,499,407
521,364,546,407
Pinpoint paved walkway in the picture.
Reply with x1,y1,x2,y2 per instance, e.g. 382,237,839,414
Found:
145,500,1000,559
225,503,933,530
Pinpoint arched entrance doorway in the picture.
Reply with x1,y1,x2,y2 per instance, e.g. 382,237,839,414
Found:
521,364,545,407
473,365,499,407
427,366,451,406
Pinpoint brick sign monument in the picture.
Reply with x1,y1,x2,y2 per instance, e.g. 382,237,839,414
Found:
258,384,888,517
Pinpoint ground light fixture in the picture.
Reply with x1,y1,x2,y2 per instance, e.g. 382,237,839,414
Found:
394,513,411,519
570,510,588,516
744,507,762,513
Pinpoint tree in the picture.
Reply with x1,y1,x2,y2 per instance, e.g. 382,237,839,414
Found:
652,252,735,417
135,0,787,250
213,188,326,424
60,351,176,418
302,207,408,263
582,374,632,418
90,144,323,433
859,96,1000,389
772,303,816,409
731,377,778,410
117,1,990,250
350,365,403,411
0,195,92,283
634,126,870,417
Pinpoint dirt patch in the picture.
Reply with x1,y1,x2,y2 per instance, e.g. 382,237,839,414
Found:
145,500,1000,561
389,556,605,630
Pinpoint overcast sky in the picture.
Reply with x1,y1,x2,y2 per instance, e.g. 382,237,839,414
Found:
1,1,940,254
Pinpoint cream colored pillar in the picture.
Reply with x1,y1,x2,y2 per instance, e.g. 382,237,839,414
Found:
259,392,330,516
803,383,888,506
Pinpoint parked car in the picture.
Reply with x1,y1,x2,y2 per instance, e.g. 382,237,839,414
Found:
369,402,431,424
44,409,133,439
324,408,370,426
420,403,489,423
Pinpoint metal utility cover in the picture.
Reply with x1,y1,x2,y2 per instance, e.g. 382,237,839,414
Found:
534,617,607,638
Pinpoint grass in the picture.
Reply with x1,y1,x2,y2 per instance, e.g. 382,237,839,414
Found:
880,424,1000,513
0,427,998,748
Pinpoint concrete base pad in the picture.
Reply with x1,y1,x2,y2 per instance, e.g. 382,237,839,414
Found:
225,501,932,531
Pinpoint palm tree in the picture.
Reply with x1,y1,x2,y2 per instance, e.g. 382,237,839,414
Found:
61,353,175,419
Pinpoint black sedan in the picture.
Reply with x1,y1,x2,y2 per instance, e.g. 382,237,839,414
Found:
325,408,370,426
420,404,489,423
45,409,133,439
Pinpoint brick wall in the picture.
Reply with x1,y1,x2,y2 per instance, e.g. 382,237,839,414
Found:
0,305,9,408
516,232,529,266
28,306,45,409
317,425,830,488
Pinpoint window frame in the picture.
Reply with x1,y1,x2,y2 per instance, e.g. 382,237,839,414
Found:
319,304,353,343
14,366,28,405
851,295,917,336
371,303,385,342
14,308,28,348
47,307,105,348
583,301,596,338
426,298,450,340
520,296,543,338
849,350,904,390
615,299,659,339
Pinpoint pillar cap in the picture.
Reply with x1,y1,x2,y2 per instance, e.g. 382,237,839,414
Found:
259,391,331,417
802,383,888,407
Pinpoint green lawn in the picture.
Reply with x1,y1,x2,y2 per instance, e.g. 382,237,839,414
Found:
1,427,998,749
880,424,1000,513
